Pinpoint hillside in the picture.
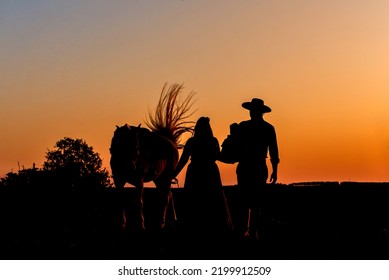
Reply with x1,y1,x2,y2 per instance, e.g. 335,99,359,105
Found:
1,182,389,259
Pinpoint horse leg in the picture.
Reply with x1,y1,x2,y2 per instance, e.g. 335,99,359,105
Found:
133,182,145,232
168,191,177,222
113,177,127,231
155,179,173,229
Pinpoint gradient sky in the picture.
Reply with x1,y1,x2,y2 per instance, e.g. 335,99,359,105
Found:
1,0,388,185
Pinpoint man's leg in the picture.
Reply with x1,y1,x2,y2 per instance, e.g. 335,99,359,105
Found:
247,164,268,239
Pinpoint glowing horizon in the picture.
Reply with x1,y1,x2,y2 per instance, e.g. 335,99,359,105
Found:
1,1,388,185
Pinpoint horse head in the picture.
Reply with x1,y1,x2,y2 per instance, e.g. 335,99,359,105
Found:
111,124,139,158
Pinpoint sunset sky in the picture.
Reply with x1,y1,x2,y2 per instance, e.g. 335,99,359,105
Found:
1,1,388,185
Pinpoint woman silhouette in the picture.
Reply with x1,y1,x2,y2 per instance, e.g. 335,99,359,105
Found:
173,117,232,238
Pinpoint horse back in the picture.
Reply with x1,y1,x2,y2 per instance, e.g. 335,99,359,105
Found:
139,130,178,182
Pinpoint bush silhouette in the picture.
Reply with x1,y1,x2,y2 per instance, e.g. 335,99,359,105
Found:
0,166,41,190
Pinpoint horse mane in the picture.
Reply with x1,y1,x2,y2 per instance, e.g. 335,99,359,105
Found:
145,83,196,149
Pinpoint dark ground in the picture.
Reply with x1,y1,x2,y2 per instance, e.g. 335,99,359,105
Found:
1,182,389,260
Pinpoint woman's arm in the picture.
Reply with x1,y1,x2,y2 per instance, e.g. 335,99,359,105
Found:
172,138,192,178
213,137,221,161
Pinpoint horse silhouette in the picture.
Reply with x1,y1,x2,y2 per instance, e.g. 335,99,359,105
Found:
110,83,195,232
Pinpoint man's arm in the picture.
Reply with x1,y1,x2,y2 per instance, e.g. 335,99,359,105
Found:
270,162,278,184
269,126,279,184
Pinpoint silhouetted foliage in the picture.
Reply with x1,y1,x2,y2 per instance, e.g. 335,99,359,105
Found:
0,167,38,190
0,138,111,191
43,137,110,190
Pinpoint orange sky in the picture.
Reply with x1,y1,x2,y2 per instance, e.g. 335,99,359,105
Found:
1,1,388,185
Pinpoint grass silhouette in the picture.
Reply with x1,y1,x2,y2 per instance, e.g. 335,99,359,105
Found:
0,182,389,259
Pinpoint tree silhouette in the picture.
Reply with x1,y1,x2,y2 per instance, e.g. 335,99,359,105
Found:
43,137,110,189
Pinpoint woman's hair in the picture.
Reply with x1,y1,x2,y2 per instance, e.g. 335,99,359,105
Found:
193,117,213,138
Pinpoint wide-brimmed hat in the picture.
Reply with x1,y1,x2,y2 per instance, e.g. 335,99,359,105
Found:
242,98,271,113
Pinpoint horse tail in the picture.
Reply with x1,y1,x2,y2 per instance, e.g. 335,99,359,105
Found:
145,83,196,148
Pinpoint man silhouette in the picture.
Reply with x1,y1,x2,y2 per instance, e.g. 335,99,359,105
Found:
236,98,279,239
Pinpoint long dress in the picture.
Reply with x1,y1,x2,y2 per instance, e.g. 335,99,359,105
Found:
178,136,232,238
